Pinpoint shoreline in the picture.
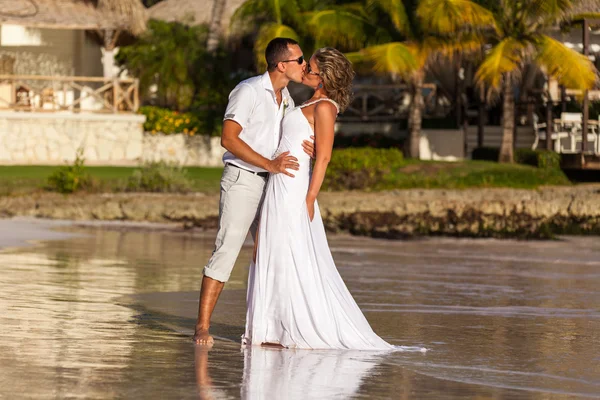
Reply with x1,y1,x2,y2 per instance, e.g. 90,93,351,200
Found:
1,185,599,239
0,218,80,251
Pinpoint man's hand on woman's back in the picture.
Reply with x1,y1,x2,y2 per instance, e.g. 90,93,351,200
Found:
302,135,316,159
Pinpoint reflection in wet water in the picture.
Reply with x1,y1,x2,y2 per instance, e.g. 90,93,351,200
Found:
0,221,599,399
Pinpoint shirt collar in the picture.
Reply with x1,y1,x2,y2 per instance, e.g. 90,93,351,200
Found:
261,71,291,105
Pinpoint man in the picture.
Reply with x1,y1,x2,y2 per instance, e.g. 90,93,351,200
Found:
193,38,313,344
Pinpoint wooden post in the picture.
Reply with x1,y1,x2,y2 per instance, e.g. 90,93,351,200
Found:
582,19,590,154
478,85,485,148
113,79,118,113
546,89,553,151
10,80,15,106
513,100,519,149
62,82,67,111
133,79,139,112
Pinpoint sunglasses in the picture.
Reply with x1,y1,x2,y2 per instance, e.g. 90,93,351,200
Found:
306,63,320,76
280,55,304,65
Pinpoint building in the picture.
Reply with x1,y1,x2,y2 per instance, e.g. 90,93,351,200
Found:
0,0,148,164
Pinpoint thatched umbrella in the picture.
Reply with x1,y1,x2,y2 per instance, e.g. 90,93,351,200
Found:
0,0,147,35
568,0,600,19
148,0,245,32
94,0,147,36
0,0,148,77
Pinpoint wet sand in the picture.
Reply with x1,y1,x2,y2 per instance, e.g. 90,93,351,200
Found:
0,219,599,399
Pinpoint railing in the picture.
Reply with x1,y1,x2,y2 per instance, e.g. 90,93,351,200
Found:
340,83,452,122
0,75,140,113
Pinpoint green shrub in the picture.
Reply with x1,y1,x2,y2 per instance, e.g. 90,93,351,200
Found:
140,106,202,136
324,148,405,190
515,149,561,169
127,161,192,193
46,149,93,194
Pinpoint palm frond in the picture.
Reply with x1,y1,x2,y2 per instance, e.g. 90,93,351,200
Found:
278,0,304,27
420,32,486,63
253,23,300,71
348,42,417,78
230,0,269,33
304,8,371,49
272,0,283,24
535,34,598,90
475,38,527,91
367,0,411,37
416,0,496,34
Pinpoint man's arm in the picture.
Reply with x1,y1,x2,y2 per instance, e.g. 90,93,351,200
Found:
221,121,299,177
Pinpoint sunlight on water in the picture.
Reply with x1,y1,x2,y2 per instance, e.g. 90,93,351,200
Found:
0,221,599,399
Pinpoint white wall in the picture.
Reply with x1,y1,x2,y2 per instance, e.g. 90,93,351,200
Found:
0,112,225,166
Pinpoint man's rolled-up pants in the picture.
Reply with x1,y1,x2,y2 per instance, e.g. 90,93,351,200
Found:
203,164,267,282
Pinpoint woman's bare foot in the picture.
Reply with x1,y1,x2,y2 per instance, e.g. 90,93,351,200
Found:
193,328,214,345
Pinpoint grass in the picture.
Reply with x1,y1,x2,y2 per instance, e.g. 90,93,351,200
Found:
0,165,224,196
384,160,571,190
0,160,571,196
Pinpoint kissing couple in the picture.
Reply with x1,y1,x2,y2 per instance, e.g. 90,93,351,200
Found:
193,37,413,351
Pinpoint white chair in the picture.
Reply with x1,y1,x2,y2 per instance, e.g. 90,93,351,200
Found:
532,114,567,153
560,112,582,153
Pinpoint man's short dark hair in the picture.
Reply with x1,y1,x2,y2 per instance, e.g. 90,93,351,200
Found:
265,38,299,71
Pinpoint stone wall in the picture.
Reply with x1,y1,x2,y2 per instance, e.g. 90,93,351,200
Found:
0,112,145,164
142,134,225,167
0,112,226,166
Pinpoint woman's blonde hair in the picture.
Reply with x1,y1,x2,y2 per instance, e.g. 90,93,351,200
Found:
313,47,355,113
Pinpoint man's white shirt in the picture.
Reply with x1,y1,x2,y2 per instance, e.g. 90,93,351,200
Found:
222,72,294,173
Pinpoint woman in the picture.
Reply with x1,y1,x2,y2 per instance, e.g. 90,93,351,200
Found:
244,48,417,351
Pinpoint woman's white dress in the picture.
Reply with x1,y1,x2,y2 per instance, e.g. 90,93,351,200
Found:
243,98,396,350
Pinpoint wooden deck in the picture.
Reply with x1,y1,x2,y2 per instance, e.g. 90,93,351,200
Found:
0,75,140,113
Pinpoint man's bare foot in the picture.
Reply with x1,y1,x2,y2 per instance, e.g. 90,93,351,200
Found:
193,328,214,345
261,342,285,348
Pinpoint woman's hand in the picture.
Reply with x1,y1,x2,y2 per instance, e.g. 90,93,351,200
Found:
306,197,315,221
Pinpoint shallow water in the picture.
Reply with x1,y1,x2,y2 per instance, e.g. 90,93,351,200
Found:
0,221,599,399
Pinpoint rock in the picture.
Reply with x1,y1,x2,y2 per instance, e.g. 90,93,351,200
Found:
2,186,600,239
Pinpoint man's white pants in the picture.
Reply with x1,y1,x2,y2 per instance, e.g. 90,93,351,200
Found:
203,164,267,282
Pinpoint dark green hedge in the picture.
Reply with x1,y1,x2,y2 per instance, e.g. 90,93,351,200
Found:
472,147,561,170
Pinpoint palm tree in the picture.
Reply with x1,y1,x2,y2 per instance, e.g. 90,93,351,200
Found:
231,0,361,70
336,0,494,159
206,0,227,53
474,0,598,163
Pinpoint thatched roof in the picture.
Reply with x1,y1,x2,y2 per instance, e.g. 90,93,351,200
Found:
148,0,246,31
0,0,147,34
568,0,600,18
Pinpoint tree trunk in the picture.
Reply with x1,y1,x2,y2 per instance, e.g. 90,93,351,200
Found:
102,30,119,78
408,70,424,159
206,0,227,53
499,77,515,163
